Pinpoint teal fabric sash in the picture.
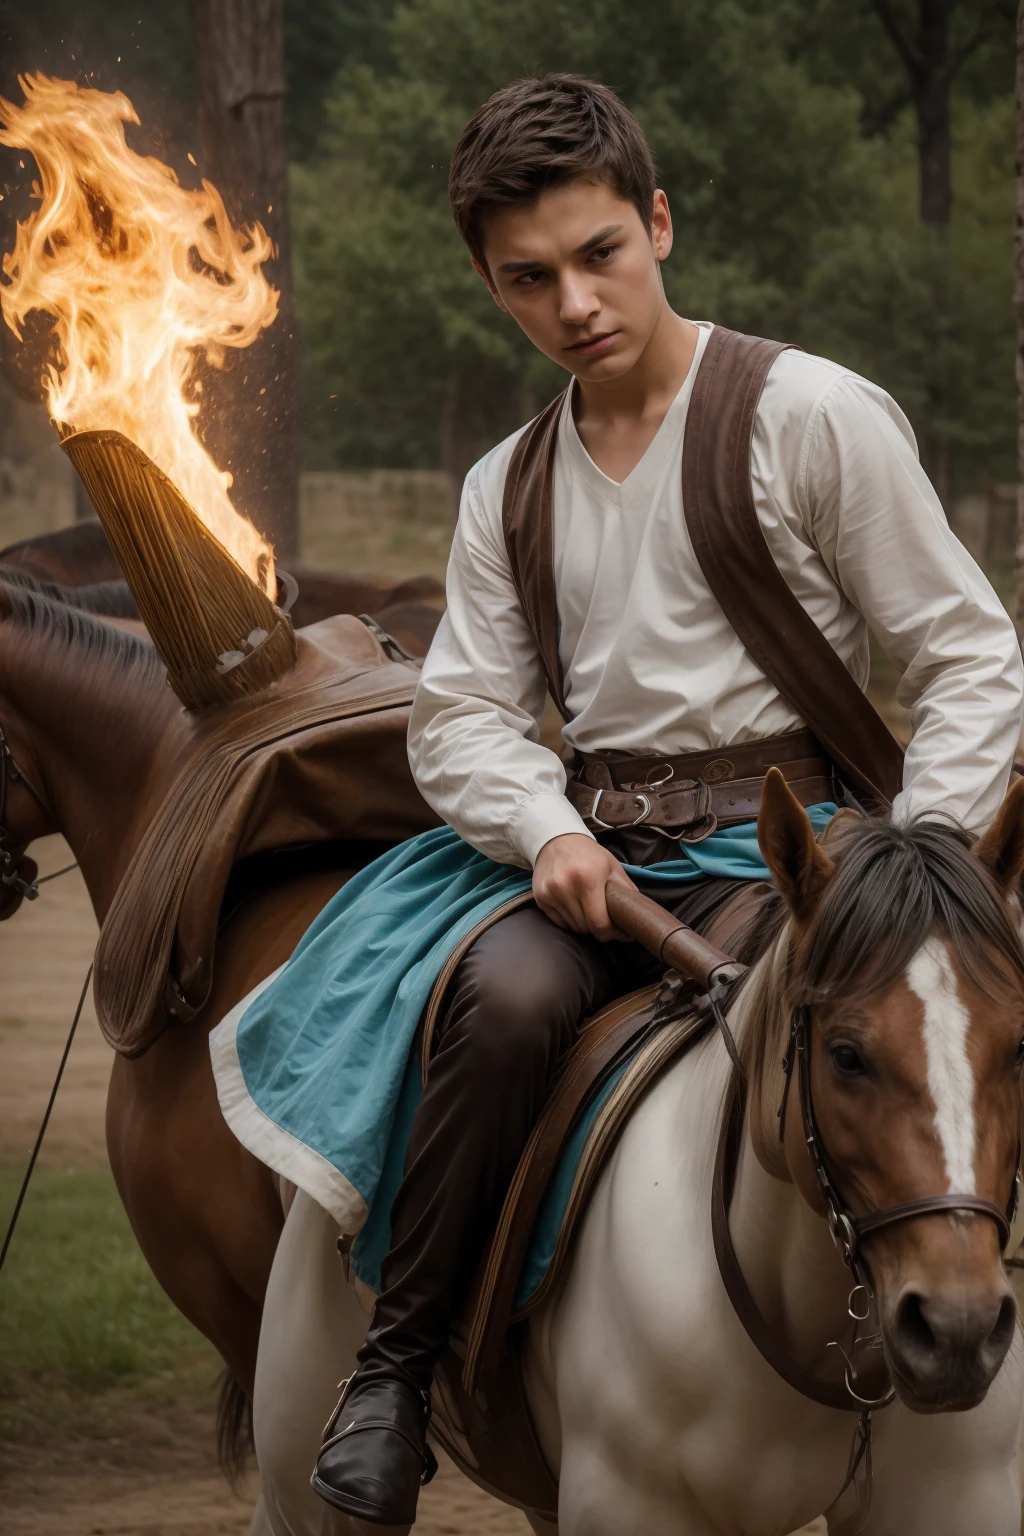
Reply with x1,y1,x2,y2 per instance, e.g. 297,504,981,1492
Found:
230,809,835,1298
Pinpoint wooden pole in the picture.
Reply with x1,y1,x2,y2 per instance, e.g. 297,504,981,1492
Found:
1015,0,1024,636
190,0,300,558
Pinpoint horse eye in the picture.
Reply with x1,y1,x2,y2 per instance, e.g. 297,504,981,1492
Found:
1015,1037,1024,1070
830,1042,867,1078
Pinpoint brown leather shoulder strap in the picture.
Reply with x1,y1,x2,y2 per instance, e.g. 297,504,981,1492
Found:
501,392,571,720
682,326,904,807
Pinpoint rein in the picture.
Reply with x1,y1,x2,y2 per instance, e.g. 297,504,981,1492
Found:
0,720,86,1276
0,721,64,901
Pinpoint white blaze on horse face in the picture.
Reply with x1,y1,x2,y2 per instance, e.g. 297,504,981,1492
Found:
906,938,976,1194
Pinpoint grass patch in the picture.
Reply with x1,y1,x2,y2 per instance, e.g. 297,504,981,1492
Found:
0,1165,216,1442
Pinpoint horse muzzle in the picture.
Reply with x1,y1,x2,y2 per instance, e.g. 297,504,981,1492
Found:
883,1277,1017,1412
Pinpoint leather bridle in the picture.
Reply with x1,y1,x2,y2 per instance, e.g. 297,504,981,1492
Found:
0,720,56,903
711,982,1020,1409
707,977,1022,1527
781,1003,1018,1276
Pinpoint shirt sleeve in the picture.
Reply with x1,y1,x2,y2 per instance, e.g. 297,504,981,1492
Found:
802,375,1024,836
407,459,593,867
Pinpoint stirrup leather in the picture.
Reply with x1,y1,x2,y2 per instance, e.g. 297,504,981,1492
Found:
320,1376,438,1486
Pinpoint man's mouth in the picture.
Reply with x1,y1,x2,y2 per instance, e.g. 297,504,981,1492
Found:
567,331,618,357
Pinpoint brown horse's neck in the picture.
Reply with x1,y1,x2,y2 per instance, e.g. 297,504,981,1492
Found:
0,603,187,921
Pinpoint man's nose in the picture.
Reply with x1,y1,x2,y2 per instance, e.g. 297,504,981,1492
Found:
558,273,600,328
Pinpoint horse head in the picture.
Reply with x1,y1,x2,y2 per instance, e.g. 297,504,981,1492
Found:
758,769,1024,1414
0,573,182,921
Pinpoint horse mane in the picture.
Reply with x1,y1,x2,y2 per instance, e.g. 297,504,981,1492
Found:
0,563,141,619
738,815,1024,1087
0,571,162,683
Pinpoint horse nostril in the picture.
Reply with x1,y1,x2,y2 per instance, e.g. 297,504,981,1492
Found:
893,1290,936,1360
889,1285,1017,1407
988,1293,1017,1358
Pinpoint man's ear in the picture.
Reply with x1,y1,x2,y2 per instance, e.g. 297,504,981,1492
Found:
973,777,1024,893
758,767,835,922
651,189,673,261
471,255,508,312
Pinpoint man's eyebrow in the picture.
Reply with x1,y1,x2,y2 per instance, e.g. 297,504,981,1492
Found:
496,224,625,275
573,223,623,254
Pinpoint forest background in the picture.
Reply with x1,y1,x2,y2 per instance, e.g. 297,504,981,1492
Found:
0,0,1017,504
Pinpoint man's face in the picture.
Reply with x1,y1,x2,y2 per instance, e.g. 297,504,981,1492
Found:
475,178,673,383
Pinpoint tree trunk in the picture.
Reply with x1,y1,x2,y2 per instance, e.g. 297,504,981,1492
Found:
1014,0,1024,635
915,0,952,226
190,0,300,558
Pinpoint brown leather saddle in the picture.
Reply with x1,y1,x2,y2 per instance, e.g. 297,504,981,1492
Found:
427,881,765,1523
94,615,441,1057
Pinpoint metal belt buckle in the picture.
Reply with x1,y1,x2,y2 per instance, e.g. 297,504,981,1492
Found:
588,788,652,831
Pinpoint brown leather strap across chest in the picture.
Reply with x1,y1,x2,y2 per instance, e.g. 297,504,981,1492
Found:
500,325,905,812
567,729,834,841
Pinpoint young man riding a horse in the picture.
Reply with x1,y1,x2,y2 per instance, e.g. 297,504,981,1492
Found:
312,74,1023,1525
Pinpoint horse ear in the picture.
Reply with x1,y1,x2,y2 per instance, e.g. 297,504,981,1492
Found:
758,767,835,921
973,777,1024,892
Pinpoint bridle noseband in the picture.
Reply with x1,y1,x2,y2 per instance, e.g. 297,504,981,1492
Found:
0,721,55,902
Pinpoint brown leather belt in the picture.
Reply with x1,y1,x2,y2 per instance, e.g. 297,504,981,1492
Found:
566,730,834,843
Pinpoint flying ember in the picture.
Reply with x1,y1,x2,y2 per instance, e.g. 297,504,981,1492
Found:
0,74,278,593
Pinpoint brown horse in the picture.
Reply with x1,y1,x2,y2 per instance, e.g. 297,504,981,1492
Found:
0,575,355,1407
0,522,445,652
4,576,1024,1534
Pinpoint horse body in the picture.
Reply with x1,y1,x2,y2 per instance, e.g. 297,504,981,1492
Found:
0,580,304,1391
528,992,1023,1535
4,580,1024,1534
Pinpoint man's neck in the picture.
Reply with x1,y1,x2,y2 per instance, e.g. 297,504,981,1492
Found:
572,308,699,484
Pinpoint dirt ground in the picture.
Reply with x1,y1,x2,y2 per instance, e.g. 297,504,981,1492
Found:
0,1395,530,1535
0,843,830,1536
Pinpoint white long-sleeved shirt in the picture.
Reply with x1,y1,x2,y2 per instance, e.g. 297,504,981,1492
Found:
408,322,1024,868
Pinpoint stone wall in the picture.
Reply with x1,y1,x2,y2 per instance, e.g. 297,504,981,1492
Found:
300,469,456,583
0,379,81,549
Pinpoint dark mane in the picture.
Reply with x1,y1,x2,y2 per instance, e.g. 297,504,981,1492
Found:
0,563,140,619
0,576,162,682
739,816,1024,1001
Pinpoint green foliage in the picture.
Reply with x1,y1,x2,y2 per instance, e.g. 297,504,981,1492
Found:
802,95,1016,487
776,0,1015,134
294,0,875,472
0,1166,207,1419
285,0,399,160
293,0,1017,488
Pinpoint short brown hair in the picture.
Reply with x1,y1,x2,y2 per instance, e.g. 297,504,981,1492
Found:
449,75,656,268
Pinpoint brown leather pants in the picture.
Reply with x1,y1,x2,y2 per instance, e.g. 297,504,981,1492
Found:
356,840,742,1394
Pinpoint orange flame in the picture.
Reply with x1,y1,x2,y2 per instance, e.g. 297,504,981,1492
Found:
0,75,278,592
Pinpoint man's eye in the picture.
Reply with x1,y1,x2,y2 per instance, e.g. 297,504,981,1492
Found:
515,270,546,286
589,245,616,262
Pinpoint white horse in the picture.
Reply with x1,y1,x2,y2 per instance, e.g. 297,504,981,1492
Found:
244,773,1024,1536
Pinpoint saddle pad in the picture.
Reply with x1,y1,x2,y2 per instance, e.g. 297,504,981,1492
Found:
210,810,834,1303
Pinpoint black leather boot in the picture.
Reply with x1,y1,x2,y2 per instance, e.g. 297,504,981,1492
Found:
311,1373,438,1525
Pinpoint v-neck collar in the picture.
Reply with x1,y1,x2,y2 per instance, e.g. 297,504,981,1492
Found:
559,321,713,506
